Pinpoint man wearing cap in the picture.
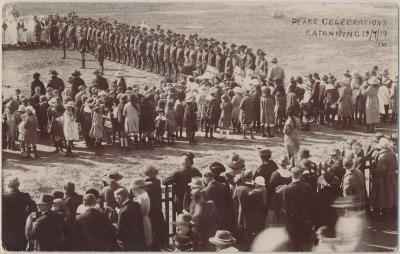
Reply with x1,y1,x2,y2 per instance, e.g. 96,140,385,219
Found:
92,69,109,91
95,37,105,75
47,70,65,93
268,58,285,87
114,187,145,250
77,29,88,69
73,194,118,251
2,178,37,251
68,70,86,100
283,167,315,251
254,148,278,191
31,72,46,96
25,194,65,251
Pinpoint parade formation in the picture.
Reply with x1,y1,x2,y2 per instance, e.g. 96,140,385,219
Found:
2,9,398,253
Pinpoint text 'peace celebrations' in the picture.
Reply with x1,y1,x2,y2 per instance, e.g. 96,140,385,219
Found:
291,17,389,41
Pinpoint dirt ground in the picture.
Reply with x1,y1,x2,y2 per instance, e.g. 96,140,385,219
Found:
1,48,397,197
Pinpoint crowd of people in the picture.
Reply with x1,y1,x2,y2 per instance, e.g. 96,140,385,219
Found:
2,135,398,251
2,11,398,252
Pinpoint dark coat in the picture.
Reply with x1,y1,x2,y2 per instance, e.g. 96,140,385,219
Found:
232,183,260,232
116,200,145,251
69,76,86,100
24,114,39,144
64,192,83,220
145,178,168,248
25,210,65,251
31,79,46,96
92,76,109,91
286,92,300,117
183,101,198,132
203,180,234,231
205,97,221,125
192,200,217,250
139,101,155,132
73,208,118,251
2,190,37,251
162,167,202,213
314,185,341,234
47,77,65,93
254,161,279,190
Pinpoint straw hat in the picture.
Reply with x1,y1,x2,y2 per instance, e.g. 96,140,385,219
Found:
25,106,36,115
254,176,266,186
131,178,150,189
17,105,26,112
277,156,290,167
227,153,245,171
209,230,236,246
66,101,75,108
187,177,205,189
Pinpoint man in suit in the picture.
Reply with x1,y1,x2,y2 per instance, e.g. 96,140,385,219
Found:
73,194,118,251
341,155,366,205
203,170,234,231
25,194,65,251
2,178,37,251
283,167,315,251
63,181,83,222
114,187,145,251
268,58,285,87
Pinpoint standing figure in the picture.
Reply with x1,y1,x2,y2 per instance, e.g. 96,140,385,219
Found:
283,109,301,160
260,86,275,137
361,76,380,133
63,101,79,156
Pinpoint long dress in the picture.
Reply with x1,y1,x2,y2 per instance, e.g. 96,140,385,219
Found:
123,103,139,134
361,85,380,124
63,111,79,141
219,100,233,128
134,191,153,247
260,95,275,125
337,85,353,117
283,116,300,157
231,94,243,122
378,85,390,114
89,110,104,139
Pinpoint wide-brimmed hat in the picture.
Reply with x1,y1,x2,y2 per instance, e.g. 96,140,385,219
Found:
209,230,236,246
277,155,290,167
172,213,195,226
343,70,351,77
271,58,278,63
131,178,150,189
25,106,36,115
48,97,58,107
143,164,159,177
254,176,266,186
37,194,54,205
102,170,123,181
188,177,205,189
84,98,96,107
227,153,245,171
49,70,59,76
71,70,81,77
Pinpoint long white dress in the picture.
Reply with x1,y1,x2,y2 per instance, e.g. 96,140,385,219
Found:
134,191,153,247
63,111,79,141
378,85,390,114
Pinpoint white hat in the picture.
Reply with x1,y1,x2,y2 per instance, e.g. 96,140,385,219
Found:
18,105,26,112
25,106,36,115
254,176,266,186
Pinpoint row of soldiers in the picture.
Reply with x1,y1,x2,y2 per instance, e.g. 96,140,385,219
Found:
48,12,270,80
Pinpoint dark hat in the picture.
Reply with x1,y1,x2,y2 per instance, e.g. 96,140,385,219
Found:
257,147,271,156
102,170,123,181
230,43,237,48
33,72,40,78
49,70,59,76
299,148,311,158
300,158,313,169
85,188,100,199
37,194,54,205
323,171,340,187
71,70,81,77
209,161,226,175
173,233,194,251
183,152,195,162
271,58,278,63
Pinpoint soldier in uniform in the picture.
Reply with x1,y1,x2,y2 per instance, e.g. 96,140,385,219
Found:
157,36,165,75
163,37,171,77
77,29,87,69
95,38,105,75
152,34,159,73
138,33,147,70
146,36,153,71
201,44,209,75
176,40,185,78
59,20,68,59
114,29,120,63
170,39,178,78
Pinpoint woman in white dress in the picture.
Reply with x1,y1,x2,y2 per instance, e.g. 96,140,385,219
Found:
131,178,153,249
123,94,140,143
63,101,79,156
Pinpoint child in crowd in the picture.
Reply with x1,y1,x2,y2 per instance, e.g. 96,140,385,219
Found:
166,101,177,144
18,113,27,156
155,110,167,145
37,96,49,137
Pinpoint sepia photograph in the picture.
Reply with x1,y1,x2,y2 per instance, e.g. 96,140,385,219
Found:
1,1,398,252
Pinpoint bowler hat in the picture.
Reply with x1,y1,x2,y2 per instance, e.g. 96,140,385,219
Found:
37,194,54,205
209,230,236,246
271,58,278,63
33,72,40,78
49,70,59,76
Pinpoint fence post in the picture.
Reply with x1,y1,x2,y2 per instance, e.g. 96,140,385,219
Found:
171,187,176,236
165,186,170,236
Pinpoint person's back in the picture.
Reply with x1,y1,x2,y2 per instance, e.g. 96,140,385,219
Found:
74,208,117,251
117,200,145,251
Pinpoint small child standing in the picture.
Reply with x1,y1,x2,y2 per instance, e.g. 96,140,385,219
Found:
154,110,167,146
165,101,177,144
24,106,39,159
103,108,114,144
18,113,27,156
37,96,50,137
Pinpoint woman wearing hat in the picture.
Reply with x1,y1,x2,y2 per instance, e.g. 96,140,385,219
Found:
260,86,275,137
209,230,238,252
323,78,339,125
183,94,198,144
231,87,243,133
361,76,380,132
123,94,140,146
283,108,300,160
337,80,353,130
31,72,45,97
63,101,79,156
48,97,65,152
89,102,104,155
47,70,65,94
4,100,22,150
130,178,153,249
266,155,292,227
240,87,255,139
68,70,85,100
219,93,233,139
